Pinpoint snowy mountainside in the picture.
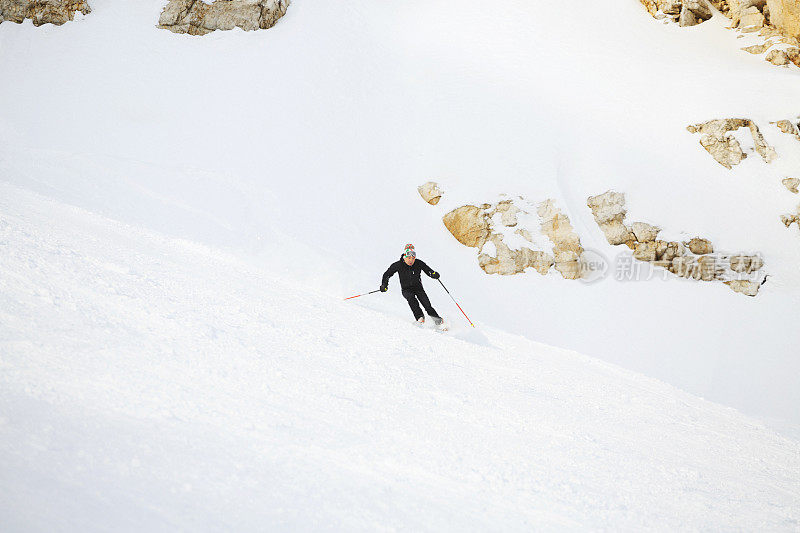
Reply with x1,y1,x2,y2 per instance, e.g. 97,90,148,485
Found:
1,183,799,530
1,0,800,474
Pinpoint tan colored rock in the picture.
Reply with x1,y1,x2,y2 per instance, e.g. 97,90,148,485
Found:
772,118,800,140
663,241,686,262
442,205,490,248
0,0,90,25
725,279,761,296
729,254,752,272
670,255,696,278
747,120,778,162
515,228,534,243
478,235,553,276
586,191,633,245
766,0,800,40
729,253,764,273
740,5,766,31
553,251,583,280
493,200,520,227
417,181,443,205
741,40,775,53
538,199,584,279
633,241,658,262
538,200,583,255
766,48,791,64
687,118,776,168
158,0,289,36
686,237,714,254
630,222,661,242
697,255,723,280
782,177,800,193
782,211,800,228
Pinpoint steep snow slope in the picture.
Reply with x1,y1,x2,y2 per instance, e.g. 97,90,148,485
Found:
2,183,799,530
0,1,799,431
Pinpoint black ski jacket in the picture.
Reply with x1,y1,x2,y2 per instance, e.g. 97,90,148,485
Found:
382,256,437,290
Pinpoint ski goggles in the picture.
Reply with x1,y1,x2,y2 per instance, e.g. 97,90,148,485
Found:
404,249,416,258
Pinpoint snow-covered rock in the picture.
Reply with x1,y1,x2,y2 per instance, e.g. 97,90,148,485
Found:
687,118,776,169
586,191,633,246
158,0,289,36
537,199,584,280
782,177,800,193
766,0,800,39
417,181,443,205
0,0,90,26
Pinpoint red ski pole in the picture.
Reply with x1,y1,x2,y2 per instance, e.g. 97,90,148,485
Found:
344,289,381,301
437,279,475,327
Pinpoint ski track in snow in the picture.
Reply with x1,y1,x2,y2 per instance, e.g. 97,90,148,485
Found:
1,183,799,530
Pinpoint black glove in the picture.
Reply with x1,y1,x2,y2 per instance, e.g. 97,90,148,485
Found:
380,284,388,292
430,271,440,279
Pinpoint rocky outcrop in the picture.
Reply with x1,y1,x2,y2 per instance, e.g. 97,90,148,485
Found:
158,0,289,36
442,206,491,248
782,177,800,193
478,235,554,276
585,190,633,245
417,181,443,205
687,119,777,169
0,0,90,25
435,194,587,279
771,117,800,140
640,0,713,26
643,0,800,69
781,207,800,229
765,47,800,66
537,199,584,279
587,190,765,296
765,0,800,40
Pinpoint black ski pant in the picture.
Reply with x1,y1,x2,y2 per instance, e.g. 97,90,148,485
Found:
401,285,440,320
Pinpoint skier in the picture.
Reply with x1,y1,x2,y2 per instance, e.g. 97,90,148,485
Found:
380,245,444,326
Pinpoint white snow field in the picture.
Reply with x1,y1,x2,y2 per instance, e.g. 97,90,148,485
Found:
2,0,800,528
1,183,799,530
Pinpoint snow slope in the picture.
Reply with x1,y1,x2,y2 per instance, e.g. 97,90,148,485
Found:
2,183,799,530
1,0,798,432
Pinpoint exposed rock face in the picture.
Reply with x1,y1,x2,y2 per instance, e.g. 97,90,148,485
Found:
442,206,490,248
640,0,713,26
0,0,90,25
437,194,584,279
158,0,289,36
725,279,762,296
782,207,800,229
765,48,800,66
587,190,765,296
766,0,800,39
630,222,661,243
478,235,553,276
686,237,714,254
742,40,775,53
643,0,800,69
772,118,800,140
417,181,443,205
687,119,777,169
537,199,585,280
783,177,800,193
740,5,766,31
586,191,633,246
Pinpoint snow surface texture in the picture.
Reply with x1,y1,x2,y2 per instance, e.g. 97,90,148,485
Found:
1,0,800,527
1,183,799,530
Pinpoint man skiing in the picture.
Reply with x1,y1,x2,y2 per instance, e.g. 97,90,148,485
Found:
381,244,444,326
